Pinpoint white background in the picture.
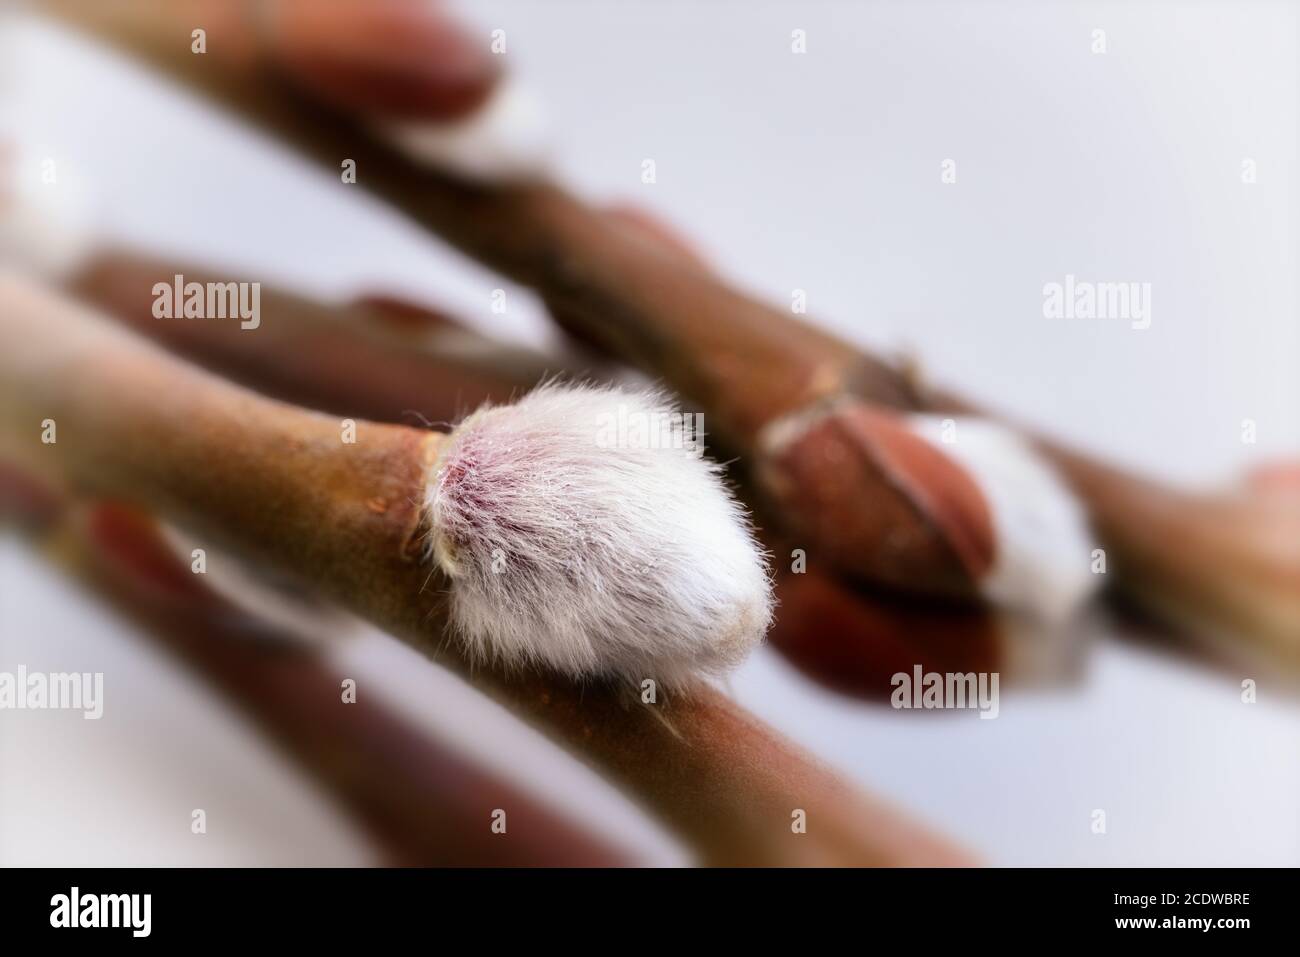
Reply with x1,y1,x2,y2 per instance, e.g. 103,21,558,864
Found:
2,0,1297,865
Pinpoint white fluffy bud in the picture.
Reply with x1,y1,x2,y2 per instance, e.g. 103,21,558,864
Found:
425,383,773,687
906,414,1098,623
378,77,549,182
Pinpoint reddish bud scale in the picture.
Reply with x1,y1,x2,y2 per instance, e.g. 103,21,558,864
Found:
757,398,996,598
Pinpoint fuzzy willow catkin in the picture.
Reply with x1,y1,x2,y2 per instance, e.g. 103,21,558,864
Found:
427,383,772,687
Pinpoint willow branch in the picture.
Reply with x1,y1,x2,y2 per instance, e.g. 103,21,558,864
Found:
69,248,575,425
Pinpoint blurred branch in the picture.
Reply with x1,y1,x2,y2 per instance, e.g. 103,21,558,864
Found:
70,247,577,424
924,388,1300,672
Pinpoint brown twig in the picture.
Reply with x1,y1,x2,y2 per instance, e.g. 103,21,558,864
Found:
0,274,974,865
69,247,575,425
918,387,1300,670
1017,441,1299,669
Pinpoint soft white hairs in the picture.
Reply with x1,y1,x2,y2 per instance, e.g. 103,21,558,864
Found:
906,414,1098,623
425,383,773,687
379,77,549,182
